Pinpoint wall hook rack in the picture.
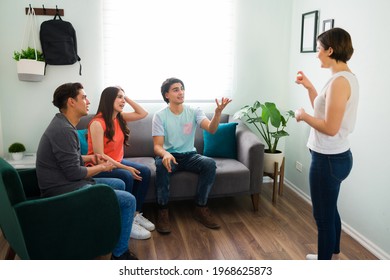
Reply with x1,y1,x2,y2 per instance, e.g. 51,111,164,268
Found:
25,6,64,16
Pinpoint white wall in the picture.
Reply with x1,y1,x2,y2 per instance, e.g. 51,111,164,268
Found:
0,0,389,259
0,0,292,155
0,0,105,157
286,0,390,259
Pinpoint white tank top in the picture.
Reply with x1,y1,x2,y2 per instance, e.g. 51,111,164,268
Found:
307,71,359,154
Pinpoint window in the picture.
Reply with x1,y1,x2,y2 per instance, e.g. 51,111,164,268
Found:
103,0,235,102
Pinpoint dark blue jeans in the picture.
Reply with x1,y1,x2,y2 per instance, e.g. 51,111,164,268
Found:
309,149,353,260
155,152,216,206
94,159,151,212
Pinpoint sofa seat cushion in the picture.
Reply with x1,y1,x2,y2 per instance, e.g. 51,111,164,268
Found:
211,158,250,196
129,156,250,202
126,157,156,174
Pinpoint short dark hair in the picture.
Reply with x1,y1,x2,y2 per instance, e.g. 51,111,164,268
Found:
317,27,354,63
52,82,84,111
160,77,185,103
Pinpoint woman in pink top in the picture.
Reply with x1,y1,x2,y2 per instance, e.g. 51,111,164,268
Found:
88,86,154,240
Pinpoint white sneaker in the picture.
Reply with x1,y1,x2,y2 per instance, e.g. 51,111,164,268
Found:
130,222,151,239
134,213,155,231
306,254,318,260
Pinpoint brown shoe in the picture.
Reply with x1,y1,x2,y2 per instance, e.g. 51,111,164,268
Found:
194,206,220,229
156,208,171,234
111,249,138,260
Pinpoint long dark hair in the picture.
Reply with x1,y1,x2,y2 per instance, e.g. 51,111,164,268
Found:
94,86,130,146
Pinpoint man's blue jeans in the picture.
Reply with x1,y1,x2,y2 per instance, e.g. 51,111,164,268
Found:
83,177,135,257
94,160,151,212
155,152,216,206
309,149,353,260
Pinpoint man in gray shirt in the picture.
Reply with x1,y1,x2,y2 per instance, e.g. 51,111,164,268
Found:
36,82,137,260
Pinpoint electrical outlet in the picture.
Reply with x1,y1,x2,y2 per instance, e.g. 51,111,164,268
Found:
295,161,303,172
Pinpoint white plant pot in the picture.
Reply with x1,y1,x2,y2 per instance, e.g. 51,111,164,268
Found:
16,59,45,82
11,152,24,161
263,150,284,173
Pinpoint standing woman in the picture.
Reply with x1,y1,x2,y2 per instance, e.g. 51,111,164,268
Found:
295,28,359,260
88,86,154,240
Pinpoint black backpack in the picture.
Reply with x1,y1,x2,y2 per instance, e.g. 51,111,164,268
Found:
40,13,82,75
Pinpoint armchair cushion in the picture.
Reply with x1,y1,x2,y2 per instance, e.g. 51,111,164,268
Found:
0,158,121,260
15,185,120,259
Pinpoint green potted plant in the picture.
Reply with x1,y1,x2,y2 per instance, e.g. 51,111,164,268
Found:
13,47,45,82
13,47,45,62
8,142,26,161
234,101,295,173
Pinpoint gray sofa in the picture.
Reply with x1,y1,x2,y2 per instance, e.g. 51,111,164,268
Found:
77,113,264,210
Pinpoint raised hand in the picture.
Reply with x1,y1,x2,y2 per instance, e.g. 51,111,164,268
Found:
215,97,232,114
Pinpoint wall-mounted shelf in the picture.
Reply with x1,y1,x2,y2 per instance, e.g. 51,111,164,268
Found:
25,7,64,16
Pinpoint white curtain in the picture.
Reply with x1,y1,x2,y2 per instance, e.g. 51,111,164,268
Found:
103,0,235,102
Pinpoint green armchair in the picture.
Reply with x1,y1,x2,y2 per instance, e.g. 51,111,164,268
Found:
0,157,121,260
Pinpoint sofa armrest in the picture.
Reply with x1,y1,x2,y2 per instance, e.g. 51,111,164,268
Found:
235,121,265,194
14,185,121,259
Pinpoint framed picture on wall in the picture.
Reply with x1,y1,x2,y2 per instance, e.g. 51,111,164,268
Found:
300,10,319,53
322,19,334,32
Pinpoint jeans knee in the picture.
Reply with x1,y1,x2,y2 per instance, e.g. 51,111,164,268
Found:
115,180,126,191
117,191,136,212
202,157,216,172
156,161,169,175
96,178,126,191
139,165,151,175
123,174,135,191
140,167,151,181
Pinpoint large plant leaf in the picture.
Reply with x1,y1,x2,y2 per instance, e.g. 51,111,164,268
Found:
264,102,282,128
234,100,295,153
271,130,289,140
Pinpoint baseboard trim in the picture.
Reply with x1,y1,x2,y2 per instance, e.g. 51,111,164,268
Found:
281,178,389,260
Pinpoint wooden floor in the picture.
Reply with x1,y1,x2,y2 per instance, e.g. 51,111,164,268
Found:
0,183,378,260
130,183,377,260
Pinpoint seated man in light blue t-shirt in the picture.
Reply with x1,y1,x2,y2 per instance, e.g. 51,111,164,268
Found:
152,77,231,234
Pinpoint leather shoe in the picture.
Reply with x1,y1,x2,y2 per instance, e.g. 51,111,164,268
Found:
194,206,220,229
111,250,138,260
156,208,171,234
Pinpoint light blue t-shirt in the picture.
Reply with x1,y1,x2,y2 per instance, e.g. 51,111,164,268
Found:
152,105,207,153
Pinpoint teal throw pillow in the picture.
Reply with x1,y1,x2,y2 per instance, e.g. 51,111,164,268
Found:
77,129,88,155
203,122,238,159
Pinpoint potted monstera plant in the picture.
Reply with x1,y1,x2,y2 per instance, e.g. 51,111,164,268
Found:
8,142,26,161
234,101,295,173
13,47,45,82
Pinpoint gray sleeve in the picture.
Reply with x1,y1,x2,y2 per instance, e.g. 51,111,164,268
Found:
152,113,164,136
195,107,207,127
51,126,88,181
